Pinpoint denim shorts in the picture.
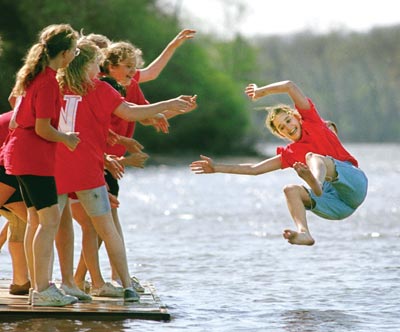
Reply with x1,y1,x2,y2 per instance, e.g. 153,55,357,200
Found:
306,158,368,220
75,185,111,217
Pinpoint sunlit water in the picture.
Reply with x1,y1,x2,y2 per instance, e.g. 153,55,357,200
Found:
1,143,399,332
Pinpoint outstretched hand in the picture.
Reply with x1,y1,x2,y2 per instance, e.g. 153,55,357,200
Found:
142,113,170,133
190,155,215,174
171,29,196,48
244,83,260,100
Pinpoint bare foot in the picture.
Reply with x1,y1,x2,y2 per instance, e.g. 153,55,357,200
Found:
293,162,322,196
283,229,315,246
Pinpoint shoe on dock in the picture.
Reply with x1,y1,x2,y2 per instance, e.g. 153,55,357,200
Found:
60,284,92,301
9,280,31,295
32,284,78,307
123,288,140,302
91,282,124,297
112,275,145,293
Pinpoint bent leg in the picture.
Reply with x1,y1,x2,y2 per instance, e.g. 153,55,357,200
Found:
8,213,29,286
283,184,315,246
294,153,337,196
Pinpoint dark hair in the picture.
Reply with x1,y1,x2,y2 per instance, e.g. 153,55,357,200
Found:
100,75,126,97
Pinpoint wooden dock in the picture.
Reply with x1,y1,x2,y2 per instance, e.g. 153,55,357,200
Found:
0,279,170,321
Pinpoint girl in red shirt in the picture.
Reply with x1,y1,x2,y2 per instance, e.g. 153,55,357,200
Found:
55,38,195,301
3,24,80,307
191,80,367,246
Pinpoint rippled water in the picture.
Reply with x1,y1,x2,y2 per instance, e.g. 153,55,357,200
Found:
1,143,399,332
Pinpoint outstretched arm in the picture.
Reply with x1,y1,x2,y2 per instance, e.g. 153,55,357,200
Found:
162,95,198,120
245,80,310,110
138,29,196,83
190,154,282,176
113,95,195,122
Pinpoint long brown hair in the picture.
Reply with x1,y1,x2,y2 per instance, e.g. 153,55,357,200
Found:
11,24,78,96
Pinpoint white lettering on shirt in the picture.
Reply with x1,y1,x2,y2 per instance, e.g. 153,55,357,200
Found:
58,95,82,132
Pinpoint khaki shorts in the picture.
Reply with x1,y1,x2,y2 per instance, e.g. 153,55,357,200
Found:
0,209,26,243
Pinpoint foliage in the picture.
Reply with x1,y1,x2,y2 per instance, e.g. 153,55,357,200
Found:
0,0,253,154
0,1,399,158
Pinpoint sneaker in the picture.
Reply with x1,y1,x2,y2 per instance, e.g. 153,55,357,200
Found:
32,284,78,307
91,282,124,297
77,280,91,294
124,288,140,302
10,280,31,295
112,276,145,293
60,284,92,301
130,276,145,293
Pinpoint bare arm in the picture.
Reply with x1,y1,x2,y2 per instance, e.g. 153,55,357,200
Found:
245,80,310,110
190,154,282,176
162,95,198,120
113,95,195,122
138,29,196,83
35,118,80,151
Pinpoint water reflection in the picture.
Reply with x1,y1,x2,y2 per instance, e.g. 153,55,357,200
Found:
281,309,360,332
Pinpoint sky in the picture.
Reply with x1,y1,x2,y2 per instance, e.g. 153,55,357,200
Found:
160,0,400,38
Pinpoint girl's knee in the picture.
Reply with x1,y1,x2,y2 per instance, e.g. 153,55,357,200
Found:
283,184,303,196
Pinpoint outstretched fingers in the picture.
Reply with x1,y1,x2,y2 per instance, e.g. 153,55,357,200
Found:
190,155,214,174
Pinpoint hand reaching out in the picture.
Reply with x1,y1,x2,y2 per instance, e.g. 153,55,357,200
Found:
190,155,215,174
244,83,260,100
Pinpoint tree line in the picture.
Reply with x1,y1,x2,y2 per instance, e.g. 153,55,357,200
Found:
0,0,398,156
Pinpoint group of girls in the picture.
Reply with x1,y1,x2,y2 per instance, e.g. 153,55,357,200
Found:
0,24,196,307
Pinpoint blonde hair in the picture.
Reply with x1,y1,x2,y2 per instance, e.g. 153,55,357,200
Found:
265,104,301,137
12,24,78,96
57,38,101,95
101,41,144,75
86,33,111,49
324,120,338,135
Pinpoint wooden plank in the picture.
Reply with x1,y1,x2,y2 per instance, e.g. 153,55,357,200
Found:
0,279,170,321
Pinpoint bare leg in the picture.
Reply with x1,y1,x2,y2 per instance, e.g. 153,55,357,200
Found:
24,207,39,289
90,212,131,288
34,204,61,291
7,213,29,285
9,240,29,285
71,201,106,289
110,207,125,283
294,153,337,196
55,203,76,288
282,184,315,246
0,221,8,251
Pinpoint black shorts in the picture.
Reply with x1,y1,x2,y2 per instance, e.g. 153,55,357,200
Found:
0,165,23,203
104,170,120,197
17,175,58,210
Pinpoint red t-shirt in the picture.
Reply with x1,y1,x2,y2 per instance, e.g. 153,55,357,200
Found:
105,71,149,157
0,111,13,166
277,98,358,169
0,111,12,144
3,67,61,176
55,79,124,194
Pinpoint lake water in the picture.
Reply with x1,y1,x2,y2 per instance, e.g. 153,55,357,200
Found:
0,143,399,332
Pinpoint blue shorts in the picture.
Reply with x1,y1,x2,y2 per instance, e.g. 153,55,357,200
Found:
75,185,111,217
306,159,368,220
